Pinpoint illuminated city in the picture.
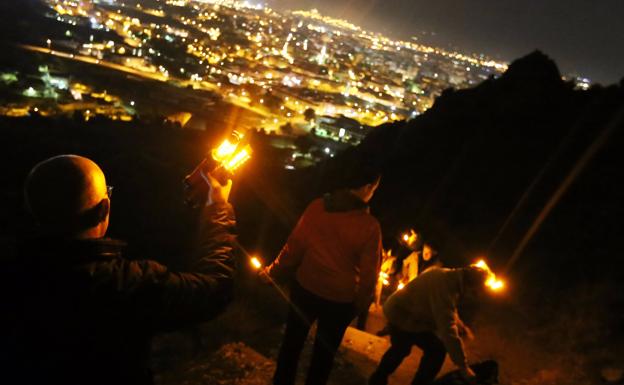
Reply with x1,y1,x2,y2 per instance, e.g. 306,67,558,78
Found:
1,1,517,139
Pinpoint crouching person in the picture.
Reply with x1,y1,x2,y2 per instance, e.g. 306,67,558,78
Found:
1,155,236,385
369,266,489,385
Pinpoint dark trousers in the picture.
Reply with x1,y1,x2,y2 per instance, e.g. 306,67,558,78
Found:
369,325,446,385
355,299,372,330
273,281,355,385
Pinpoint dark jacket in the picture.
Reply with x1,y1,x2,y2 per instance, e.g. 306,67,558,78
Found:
0,203,236,385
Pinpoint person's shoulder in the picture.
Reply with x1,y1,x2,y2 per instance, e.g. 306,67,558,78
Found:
361,212,381,233
417,266,447,282
300,198,324,218
422,267,462,289
127,259,169,275
84,256,168,287
424,266,451,276
309,197,324,209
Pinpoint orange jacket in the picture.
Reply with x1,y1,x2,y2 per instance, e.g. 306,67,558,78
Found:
268,191,382,307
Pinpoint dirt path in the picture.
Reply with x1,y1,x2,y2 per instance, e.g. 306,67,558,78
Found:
150,278,598,385
154,323,461,385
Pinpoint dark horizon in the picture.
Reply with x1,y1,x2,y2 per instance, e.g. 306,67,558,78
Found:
272,0,624,85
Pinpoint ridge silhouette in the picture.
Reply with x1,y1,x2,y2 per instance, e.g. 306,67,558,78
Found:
307,51,623,290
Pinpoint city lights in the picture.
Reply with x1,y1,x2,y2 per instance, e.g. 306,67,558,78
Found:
13,0,512,129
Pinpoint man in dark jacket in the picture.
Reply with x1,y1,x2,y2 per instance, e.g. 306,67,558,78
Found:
0,154,236,385
264,163,382,385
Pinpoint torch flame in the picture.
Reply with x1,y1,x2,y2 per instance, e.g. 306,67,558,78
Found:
378,271,390,286
211,132,252,173
486,276,504,290
397,282,405,290
224,145,252,171
212,139,238,162
401,230,418,246
250,256,262,270
471,258,505,292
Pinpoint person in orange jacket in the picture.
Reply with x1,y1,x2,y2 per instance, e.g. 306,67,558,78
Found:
264,163,382,385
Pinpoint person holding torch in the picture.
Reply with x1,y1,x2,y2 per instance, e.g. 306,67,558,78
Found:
263,159,383,385
369,265,492,385
1,154,237,385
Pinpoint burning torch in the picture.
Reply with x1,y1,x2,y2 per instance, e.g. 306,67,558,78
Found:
400,229,421,251
250,256,263,270
184,130,252,208
471,259,505,292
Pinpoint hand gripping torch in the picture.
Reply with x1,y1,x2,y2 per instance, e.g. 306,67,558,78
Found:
183,130,252,208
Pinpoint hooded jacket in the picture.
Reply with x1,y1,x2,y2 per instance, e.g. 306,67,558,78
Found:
267,190,382,308
383,267,468,369
0,202,236,385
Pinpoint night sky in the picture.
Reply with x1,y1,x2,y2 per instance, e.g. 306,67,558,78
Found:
272,0,624,85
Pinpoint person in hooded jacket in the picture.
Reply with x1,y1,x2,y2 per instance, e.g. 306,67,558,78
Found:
263,163,382,385
369,266,489,385
0,154,236,385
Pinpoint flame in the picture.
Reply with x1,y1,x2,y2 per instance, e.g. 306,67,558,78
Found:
397,282,405,290
379,271,390,286
250,256,262,270
212,139,238,162
471,258,505,292
486,276,505,290
224,145,252,171
401,230,418,246
211,132,252,172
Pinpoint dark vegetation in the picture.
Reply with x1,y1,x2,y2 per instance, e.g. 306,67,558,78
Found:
1,50,623,383
329,51,624,288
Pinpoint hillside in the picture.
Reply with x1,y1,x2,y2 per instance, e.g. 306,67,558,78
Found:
314,51,623,287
